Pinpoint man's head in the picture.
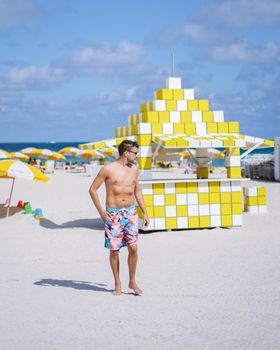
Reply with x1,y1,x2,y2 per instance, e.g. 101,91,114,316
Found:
118,140,139,165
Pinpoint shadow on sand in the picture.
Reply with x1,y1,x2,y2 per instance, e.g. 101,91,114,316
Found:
34,279,113,293
0,204,22,219
39,218,103,230
34,279,138,295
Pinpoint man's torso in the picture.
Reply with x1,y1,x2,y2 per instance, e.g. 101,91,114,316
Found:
105,162,137,208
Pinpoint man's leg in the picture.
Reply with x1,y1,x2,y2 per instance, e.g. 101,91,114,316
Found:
109,250,121,295
127,244,143,295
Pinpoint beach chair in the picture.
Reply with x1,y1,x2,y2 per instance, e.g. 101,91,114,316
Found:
44,160,55,174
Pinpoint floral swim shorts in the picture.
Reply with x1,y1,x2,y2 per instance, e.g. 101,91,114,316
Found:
104,205,138,251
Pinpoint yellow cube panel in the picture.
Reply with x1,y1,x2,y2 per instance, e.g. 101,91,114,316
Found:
146,206,154,218
140,103,147,113
152,123,163,134
144,195,153,206
198,100,209,111
207,123,218,133
218,122,229,133
137,135,152,146
257,187,266,196
173,123,185,134
156,89,173,100
138,158,152,169
175,183,187,193
166,218,177,229
197,168,209,179
162,139,177,147
172,89,184,100
221,215,232,227
188,216,200,228
258,196,266,205
263,139,274,146
226,148,240,156
202,111,213,122
184,123,196,135
177,205,188,216
221,192,231,203
209,182,220,192
228,122,239,133
136,206,143,218
232,192,242,203
141,111,159,123
223,139,235,147
232,203,242,214
221,204,232,215
246,197,258,206
210,193,220,204
200,216,211,227
198,193,209,204
153,183,164,194
176,138,189,147
187,183,198,193
165,194,176,205
131,125,137,135
166,100,177,111
158,112,170,122
227,167,241,178
181,111,192,123
154,206,165,217
187,100,199,111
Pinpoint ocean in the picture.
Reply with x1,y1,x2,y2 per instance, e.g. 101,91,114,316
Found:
0,142,274,167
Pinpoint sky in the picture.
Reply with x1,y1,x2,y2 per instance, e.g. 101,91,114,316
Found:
0,0,279,142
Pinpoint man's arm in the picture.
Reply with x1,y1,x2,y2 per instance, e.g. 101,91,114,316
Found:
134,173,150,228
89,167,108,222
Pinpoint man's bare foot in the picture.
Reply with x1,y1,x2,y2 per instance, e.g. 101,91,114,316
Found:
128,282,143,295
112,284,122,296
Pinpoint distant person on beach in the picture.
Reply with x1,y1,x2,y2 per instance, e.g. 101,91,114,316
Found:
89,140,149,296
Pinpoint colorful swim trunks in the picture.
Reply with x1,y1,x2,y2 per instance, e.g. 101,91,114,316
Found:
104,205,138,250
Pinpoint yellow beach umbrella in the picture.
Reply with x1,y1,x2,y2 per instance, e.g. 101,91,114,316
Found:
38,149,65,160
0,160,48,217
21,147,41,157
58,147,80,156
77,149,103,159
0,149,11,159
10,152,29,161
102,148,118,157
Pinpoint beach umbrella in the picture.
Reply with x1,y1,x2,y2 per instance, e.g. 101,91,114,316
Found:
58,147,80,156
102,148,118,157
38,149,65,160
10,152,29,161
208,148,225,158
0,160,48,217
21,147,41,157
77,149,103,159
0,149,11,159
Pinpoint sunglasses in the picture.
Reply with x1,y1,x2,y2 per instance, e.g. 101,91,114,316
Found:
127,150,138,155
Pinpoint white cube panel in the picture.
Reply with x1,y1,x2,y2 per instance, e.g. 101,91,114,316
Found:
166,77,182,89
153,194,164,206
165,206,177,217
138,123,151,134
196,123,207,135
232,215,243,226
199,204,210,215
184,89,194,100
170,111,181,123
176,194,187,205
213,111,224,122
210,204,221,215
177,217,188,229
163,123,174,135
198,182,209,192
164,183,176,194
188,205,199,216
138,146,152,158
153,100,166,111
187,193,198,204
177,100,188,111
191,111,202,123
142,184,153,195
211,216,221,227
154,218,166,230
220,183,231,192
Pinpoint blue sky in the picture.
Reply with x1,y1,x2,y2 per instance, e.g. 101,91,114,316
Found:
0,0,279,142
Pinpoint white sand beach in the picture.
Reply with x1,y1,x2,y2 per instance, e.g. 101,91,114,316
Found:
0,171,279,350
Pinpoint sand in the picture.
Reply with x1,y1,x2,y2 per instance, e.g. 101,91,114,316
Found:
0,171,279,350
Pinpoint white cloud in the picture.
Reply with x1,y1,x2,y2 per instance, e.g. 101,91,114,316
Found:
211,41,280,63
68,41,145,74
196,0,280,27
5,65,67,89
0,0,44,29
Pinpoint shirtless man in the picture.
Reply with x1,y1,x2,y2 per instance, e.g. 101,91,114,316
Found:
89,140,149,296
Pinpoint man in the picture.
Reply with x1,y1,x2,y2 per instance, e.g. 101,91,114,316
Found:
89,140,149,296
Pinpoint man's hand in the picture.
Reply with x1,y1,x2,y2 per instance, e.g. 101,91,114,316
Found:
100,210,108,222
142,213,150,228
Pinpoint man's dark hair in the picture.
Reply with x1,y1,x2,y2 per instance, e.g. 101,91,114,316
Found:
118,140,139,156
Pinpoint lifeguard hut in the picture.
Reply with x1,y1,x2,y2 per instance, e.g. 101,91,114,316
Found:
79,77,274,230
